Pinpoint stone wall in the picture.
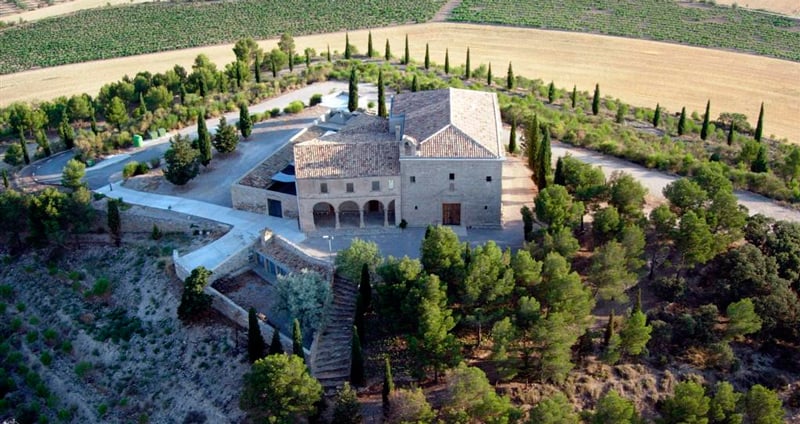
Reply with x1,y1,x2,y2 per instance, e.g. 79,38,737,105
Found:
400,158,503,228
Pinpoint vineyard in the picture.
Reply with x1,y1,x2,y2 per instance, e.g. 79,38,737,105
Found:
450,0,800,62
0,0,445,74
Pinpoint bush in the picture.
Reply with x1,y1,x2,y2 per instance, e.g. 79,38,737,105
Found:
309,93,323,106
270,108,281,117
3,144,23,166
74,361,92,378
653,276,686,301
283,101,304,114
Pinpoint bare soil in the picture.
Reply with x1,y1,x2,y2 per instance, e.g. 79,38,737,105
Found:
0,208,249,423
2,23,798,144
712,0,800,17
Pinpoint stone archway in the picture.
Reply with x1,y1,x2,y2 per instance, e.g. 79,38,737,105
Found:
387,199,397,226
363,200,385,227
312,202,335,229
339,201,360,228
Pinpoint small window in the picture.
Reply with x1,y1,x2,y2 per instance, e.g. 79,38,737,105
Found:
449,173,455,180
410,176,416,183
486,176,492,182
414,205,418,210
388,180,394,190
346,183,354,193
372,181,380,191
320,183,328,193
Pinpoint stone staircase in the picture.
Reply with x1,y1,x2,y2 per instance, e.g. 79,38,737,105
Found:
311,275,358,393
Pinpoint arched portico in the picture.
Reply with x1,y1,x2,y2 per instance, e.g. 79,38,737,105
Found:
363,200,385,227
312,202,336,229
339,201,360,228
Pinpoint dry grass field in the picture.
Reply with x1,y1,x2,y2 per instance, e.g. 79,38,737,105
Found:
0,0,151,23
1,22,798,143
714,0,800,17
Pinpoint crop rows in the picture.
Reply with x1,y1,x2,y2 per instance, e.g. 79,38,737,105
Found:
450,0,800,62
0,0,445,74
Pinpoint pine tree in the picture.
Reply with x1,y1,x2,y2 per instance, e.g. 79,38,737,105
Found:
404,34,410,65
619,309,652,357
367,31,374,58
548,81,556,104
592,83,600,115
526,115,540,175
292,319,304,362
554,156,565,186
197,111,212,167
411,74,419,92
701,100,711,140
344,33,351,60
424,43,430,69
107,199,121,247
653,103,661,128
409,275,460,382
508,119,517,153
238,103,252,139
507,62,514,90
678,107,687,136
382,357,394,416
348,66,359,112
464,47,471,79
487,62,492,86
727,121,735,146
58,114,75,149
18,131,30,165
755,102,764,142
268,329,283,355
332,382,362,424
537,125,551,189
377,70,387,118
350,326,365,386
384,39,391,61
751,144,769,173
247,307,266,363
444,48,450,74
2,169,9,189
571,85,577,109
212,116,239,153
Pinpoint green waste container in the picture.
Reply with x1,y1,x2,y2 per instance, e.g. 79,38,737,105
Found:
133,134,143,147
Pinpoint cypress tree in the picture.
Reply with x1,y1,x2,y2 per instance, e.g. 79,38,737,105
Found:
425,224,433,239
254,53,261,83
137,92,147,116
424,43,430,69
197,110,212,167
108,199,121,247
403,34,409,65
571,85,577,109
179,82,187,104
238,103,252,139
367,31,374,58
653,103,661,128
751,145,769,173
444,48,450,74
247,307,266,363
327,44,331,62
89,105,98,134
234,60,242,88
727,121,735,146
288,50,294,72
526,115,540,175
2,169,8,189
701,100,711,140
382,357,394,416
350,326,365,386
36,130,51,157
359,263,372,313
292,319,304,362
464,47,471,79
755,102,764,142
678,107,687,136
344,33,351,59
305,49,310,68
348,67,359,112
508,118,517,153
377,70,387,118
18,131,30,165
536,125,551,189
58,114,75,149
592,83,600,115
554,156,565,186
604,309,616,346
199,76,207,97
411,74,419,92
507,62,514,90
548,81,555,104
487,62,492,86
268,329,283,355
385,39,391,61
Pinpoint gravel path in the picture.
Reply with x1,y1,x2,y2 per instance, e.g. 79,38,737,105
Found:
551,140,800,222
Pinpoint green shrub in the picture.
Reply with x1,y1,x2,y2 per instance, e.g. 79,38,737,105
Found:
88,277,111,297
3,144,23,166
74,361,92,378
0,285,12,299
270,108,281,117
283,101,304,114
122,161,139,179
40,351,52,367
309,93,323,106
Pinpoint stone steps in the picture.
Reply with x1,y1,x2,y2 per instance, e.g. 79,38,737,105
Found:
311,275,358,392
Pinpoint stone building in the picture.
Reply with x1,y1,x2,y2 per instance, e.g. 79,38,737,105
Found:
293,87,504,233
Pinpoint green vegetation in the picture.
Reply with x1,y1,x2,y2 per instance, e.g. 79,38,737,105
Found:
0,0,446,74
450,0,800,62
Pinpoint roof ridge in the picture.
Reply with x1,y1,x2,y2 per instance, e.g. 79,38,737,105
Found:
448,125,495,157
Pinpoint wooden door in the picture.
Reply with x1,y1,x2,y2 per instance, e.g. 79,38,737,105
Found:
442,203,461,226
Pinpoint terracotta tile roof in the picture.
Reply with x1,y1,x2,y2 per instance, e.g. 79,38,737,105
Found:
294,114,400,179
391,88,504,159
